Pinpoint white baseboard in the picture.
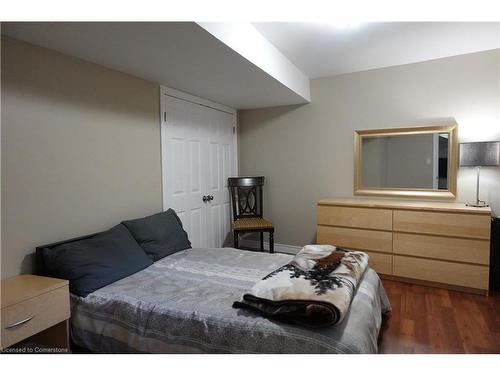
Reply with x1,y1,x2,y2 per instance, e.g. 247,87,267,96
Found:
239,239,302,255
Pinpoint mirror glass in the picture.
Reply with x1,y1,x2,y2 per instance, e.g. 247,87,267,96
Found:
360,132,450,190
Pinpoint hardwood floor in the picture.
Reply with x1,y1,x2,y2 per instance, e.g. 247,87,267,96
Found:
378,279,500,353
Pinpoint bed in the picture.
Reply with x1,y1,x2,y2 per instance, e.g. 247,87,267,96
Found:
68,247,391,353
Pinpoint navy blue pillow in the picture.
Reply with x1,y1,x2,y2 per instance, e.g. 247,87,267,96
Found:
122,209,191,261
42,224,153,297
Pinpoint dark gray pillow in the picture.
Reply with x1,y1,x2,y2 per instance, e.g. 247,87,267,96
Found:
122,209,191,261
42,224,153,297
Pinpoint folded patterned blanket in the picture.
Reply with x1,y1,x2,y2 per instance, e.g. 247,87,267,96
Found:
233,245,369,327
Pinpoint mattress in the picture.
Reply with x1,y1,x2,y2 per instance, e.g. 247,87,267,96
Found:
70,247,391,353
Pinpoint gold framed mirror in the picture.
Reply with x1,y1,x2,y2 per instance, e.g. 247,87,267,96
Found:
354,123,458,199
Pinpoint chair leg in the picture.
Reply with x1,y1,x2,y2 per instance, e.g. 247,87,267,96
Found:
234,231,239,249
269,231,274,253
260,232,264,252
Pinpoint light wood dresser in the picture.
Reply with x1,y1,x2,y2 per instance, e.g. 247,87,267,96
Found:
1,275,70,352
317,198,492,295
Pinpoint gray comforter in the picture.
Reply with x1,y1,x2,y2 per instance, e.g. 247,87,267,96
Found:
70,247,391,353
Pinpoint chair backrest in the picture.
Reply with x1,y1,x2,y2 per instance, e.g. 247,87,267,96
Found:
228,176,264,221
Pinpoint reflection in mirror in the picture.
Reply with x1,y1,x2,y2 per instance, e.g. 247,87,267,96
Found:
361,132,449,189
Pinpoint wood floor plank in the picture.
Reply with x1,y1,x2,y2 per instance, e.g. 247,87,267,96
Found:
379,279,500,354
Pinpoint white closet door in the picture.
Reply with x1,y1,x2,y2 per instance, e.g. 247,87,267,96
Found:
162,92,236,249
205,107,236,248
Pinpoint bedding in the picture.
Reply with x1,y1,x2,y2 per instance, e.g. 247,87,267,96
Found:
42,224,153,297
70,247,391,353
122,209,191,261
233,245,368,327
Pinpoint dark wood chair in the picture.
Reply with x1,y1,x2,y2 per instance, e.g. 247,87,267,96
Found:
228,176,274,253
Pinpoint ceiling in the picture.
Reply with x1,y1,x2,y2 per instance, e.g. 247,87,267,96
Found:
2,22,499,109
253,22,500,78
1,22,308,109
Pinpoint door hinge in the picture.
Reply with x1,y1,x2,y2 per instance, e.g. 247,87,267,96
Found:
233,126,235,134
163,112,167,122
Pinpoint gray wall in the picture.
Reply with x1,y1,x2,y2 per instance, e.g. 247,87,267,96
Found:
384,134,434,189
239,49,500,246
361,137,387,187
362,135,435,188
1,36,163,278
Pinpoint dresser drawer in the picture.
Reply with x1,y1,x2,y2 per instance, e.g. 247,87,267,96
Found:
317,225,392,253
393,255,489,290
363,250,392,275
393,233,490,265
393,210,490,239
1,285,70,349
317,205,392,231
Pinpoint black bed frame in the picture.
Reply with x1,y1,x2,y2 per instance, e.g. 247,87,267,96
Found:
35,231,112,353
35,231,105,276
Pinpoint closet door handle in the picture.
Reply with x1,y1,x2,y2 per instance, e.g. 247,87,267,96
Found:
208,195,214,201
202,195,209,203
5,315,35,329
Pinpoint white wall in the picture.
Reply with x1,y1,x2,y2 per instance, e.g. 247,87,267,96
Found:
239,49,500,246
1,37,162,279
198,22,311,103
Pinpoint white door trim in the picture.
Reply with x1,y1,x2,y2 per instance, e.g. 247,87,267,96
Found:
159,85,238,211
160,86,236,116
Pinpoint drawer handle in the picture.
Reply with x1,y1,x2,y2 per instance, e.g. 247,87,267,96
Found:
5,315,35,329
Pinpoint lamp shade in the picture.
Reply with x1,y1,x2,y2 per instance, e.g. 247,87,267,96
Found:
459,141,500,167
